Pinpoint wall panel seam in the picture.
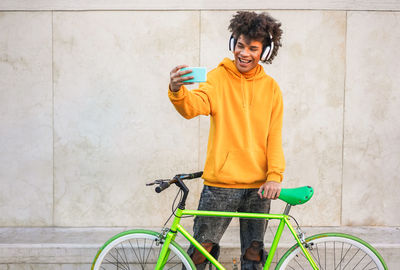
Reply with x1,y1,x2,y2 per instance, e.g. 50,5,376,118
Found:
1,9,400,12
340,11,348,226
51,10,55,226
198,10,202,171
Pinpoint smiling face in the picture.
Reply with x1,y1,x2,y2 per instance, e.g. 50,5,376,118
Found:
233,35,263,74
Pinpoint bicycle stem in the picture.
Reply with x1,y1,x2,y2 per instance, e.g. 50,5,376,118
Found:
175,176,189,209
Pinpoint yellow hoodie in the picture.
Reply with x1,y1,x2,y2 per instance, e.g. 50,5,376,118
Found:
168,58,285,188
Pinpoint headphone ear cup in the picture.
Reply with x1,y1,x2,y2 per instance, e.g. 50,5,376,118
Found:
229,36,236,52
266,40,274,60
263,33,275,61
261,46,271,62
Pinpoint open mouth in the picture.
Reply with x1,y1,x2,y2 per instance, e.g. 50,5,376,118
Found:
239,57,252,64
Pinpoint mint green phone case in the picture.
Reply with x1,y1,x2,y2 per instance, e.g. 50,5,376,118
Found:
181,67,207,83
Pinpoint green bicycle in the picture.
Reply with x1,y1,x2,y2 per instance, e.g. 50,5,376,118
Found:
91,172,387,270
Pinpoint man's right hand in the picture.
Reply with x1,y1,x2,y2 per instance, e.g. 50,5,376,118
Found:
169,65,194,92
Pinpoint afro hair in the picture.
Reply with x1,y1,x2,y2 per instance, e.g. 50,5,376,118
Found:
228,11,283,64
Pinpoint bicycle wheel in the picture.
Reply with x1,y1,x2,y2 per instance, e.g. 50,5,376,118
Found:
276,233,387,270
91,229,195,270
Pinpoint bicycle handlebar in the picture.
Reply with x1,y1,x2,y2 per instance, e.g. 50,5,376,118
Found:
148,172,314,209
155,181,172,193
178,171,203,180
149,171,203,193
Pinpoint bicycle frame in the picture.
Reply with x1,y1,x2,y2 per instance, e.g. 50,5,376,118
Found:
155,207,319,270
92,175,386,270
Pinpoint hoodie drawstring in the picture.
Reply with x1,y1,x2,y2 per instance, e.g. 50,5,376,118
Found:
241,76,245,108
240,75,256,109
250,77,255,107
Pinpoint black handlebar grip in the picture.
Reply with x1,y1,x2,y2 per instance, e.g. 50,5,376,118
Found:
155,181,171,193
190,171,203,179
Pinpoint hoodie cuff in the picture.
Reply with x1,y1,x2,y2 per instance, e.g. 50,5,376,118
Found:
266,172,283,183
168,85,186,100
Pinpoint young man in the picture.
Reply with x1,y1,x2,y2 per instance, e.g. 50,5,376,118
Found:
168,11,285,270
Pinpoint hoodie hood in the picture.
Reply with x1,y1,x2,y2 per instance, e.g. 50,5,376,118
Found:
218,58,266,108
218,57,266,80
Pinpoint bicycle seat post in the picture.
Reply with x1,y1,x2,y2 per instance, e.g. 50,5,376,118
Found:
283,204,291,215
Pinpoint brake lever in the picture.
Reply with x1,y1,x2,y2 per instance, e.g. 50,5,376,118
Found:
146,179,169,186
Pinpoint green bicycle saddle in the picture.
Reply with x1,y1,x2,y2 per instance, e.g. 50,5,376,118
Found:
278,186,314,206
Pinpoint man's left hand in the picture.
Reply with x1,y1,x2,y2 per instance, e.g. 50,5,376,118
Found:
258,181,281,200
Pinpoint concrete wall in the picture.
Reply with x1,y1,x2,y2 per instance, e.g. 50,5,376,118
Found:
1,2,399,228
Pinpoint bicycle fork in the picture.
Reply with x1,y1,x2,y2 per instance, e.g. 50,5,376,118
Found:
155,207,226,270
154,211,182,270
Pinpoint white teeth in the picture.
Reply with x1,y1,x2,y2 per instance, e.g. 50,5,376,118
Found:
239,58,251,63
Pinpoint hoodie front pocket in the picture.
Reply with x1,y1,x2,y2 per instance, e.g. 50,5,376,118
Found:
218,149,267,182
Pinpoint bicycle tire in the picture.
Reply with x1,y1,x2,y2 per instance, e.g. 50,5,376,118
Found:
275,233,387,270
91,229,195,270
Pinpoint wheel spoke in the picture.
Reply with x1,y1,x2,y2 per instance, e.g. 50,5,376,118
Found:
334,241,336,269
128,240,142,266
324,241,327,270
136,239,142,265
120,243,132,270
335,243,352,270
353,253,368,269
293,257,306,270
105,257,130,270
142,238,147,264
315,243,324,270
105,252,123,269
165,260,181,269
113,247,131,270
340,241,344,270
117,244,133,268
341,245,361,270
143,238,156,266
361,259,375,270
308,244,323,270
164,253,179,268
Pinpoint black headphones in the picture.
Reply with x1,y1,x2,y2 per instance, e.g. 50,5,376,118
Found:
229,34,274,62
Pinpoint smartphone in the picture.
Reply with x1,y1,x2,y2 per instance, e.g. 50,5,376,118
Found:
180,67,207,83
